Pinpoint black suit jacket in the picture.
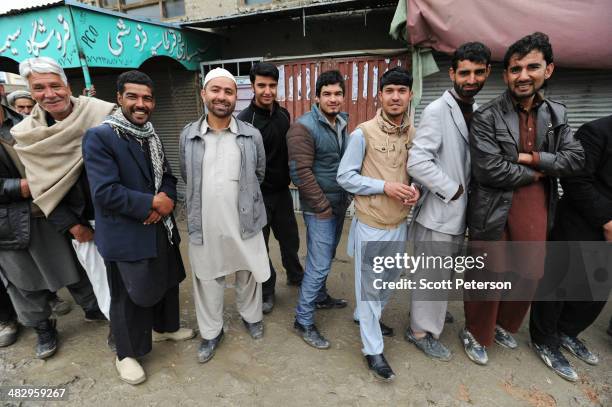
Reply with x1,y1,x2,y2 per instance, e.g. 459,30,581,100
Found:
553,114,612,241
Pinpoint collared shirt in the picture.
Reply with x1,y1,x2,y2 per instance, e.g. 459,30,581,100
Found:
200,115,239,135
512,92,544,154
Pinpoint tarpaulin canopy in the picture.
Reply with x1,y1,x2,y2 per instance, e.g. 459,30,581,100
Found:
391,0,612,69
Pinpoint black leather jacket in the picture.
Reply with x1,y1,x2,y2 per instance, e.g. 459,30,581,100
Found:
0,106,29,249
467,91,585,240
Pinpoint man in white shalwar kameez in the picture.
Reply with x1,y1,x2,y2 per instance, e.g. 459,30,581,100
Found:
179,68,270,363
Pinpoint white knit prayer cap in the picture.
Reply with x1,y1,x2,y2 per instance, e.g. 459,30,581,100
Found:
203,68,236,88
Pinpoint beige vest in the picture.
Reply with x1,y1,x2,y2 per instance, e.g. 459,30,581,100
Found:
354,109,415,229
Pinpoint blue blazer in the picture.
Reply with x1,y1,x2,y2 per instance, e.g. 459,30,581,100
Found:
82,123,178,262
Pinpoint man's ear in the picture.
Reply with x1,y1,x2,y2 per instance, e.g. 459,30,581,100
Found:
544,62,555,80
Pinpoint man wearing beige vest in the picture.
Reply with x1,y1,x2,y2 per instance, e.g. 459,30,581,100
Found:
337,67,419,381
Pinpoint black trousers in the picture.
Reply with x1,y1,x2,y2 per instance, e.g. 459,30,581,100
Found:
530,300,606,348
0,281,16,323
262,188,304,297
107,263,180,360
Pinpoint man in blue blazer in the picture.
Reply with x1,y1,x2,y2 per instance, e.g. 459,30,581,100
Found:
83,71,194,385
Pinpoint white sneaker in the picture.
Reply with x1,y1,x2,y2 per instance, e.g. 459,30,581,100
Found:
115,357,146,385
0,320,18,347
152,327,195,342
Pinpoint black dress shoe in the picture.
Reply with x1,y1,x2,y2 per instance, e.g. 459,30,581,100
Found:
198,330,224,363
242,319,264,339
84,309,107,322
353,319,394,337
293,320,330,349
287,278,303,287
315,295,347,309
445,311,454,324
107,327,116,353
365,353,395,382
262,295,274,315
34,319,58,359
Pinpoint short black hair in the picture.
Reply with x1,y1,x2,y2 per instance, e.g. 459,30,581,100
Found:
451,42,491,70
117,70,154,94
249,62,279,83
503,32,553,69
316,70,344,97
379,67,413,91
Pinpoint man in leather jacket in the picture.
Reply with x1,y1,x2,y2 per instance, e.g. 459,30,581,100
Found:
460,32,584,366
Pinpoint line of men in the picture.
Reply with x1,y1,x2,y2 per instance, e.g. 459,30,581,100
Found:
0,30,609,386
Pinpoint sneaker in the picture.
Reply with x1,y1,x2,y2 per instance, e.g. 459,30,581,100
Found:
0,320,19,347
559,333,599,365
293,320,330,349
115,357,146,385
34,319,58,359
315,295,347,310
49,295,72,316
152,327,196,343
84,309,107,322
532,342,578,382
459,328,488,365
494,325,518,349
365,353,396,382
405,328,452,361
262,295,274,315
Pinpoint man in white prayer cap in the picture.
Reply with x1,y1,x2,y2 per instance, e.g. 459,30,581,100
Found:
179,68,270,363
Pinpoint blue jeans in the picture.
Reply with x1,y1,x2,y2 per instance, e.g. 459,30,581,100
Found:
295,211,345,326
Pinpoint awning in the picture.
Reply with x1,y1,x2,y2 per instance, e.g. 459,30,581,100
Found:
183,0,397,29
390,0,612,69
0,0,218,74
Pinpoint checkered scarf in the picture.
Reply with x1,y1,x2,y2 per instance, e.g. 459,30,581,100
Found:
103,109,173,242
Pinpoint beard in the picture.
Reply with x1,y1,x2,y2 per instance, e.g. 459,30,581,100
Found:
122,105,149,126
453,81,483,99
206,99,235,118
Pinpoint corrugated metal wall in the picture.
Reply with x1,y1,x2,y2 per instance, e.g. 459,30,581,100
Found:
276,54,411,132
69,68,201,200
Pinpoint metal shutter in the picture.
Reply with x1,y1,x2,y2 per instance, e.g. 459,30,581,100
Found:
545,69,612,131
415,55,612,130
147,69,201,200
414,55,507,126
69,69,201,201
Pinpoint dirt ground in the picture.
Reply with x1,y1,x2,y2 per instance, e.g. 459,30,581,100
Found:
1,218,610,407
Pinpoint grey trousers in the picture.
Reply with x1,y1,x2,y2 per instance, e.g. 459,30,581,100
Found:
5,272,99,327
193,270,262,340
408,221,464,338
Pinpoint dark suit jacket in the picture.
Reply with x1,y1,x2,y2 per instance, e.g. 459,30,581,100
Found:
553,114,612,241
82,123,177,261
